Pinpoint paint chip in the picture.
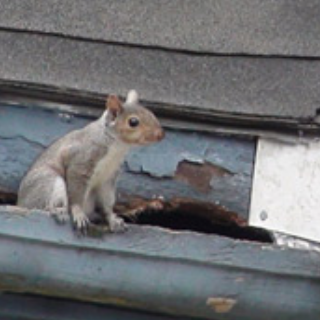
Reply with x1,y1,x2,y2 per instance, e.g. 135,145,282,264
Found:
206,297,237,313
174,160,229,193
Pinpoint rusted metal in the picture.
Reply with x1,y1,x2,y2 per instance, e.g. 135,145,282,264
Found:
116,195,245,227
174,160,229,193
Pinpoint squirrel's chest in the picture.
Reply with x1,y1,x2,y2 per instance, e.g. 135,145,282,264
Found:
88,144,129,188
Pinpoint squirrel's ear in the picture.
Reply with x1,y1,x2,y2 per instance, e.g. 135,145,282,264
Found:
106,95,123,121
125,90,139,105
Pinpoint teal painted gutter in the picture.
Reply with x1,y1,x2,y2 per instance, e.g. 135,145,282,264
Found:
0,207,319,320
0,293,194,320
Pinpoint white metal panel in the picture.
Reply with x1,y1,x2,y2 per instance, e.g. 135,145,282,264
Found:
250,138,320,243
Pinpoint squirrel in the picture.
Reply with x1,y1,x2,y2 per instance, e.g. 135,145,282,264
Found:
17,90,164,233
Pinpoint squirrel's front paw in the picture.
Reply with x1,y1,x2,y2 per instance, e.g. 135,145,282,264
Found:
71,205,90,234
73,215,91,235
108,215,127,233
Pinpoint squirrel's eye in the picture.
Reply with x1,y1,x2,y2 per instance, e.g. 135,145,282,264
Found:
128,117,140,128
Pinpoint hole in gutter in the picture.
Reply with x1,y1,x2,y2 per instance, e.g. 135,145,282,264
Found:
116,197,273,244
0,188,17,205
1,191,272,243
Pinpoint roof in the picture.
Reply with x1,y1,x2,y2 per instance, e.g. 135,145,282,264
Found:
1,1,320,134
1,0,320,57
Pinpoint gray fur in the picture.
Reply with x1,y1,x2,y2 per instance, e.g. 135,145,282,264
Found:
18,114,128,231
18,91,164,233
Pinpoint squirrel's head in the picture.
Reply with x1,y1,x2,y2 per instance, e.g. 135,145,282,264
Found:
104,90,164,145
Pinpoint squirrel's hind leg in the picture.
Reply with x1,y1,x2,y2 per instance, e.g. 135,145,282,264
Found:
18,169,68,223
47,176,69,223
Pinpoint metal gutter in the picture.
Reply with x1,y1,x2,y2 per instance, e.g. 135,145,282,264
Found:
0,208,319,320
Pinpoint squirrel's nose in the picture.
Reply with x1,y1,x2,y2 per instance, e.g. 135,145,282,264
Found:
156,128,165,141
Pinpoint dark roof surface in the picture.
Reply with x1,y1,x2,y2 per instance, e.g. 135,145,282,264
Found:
1,0,320,57
1,1,320,131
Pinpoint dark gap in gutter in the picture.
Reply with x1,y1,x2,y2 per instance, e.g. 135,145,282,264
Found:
0,189,16,205
125,211,272,243
117,198,273,244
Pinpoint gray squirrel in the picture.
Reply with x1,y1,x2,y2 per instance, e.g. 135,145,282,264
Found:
18,90,164,232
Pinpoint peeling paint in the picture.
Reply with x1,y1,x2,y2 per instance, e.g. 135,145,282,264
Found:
206,297,237,313
174,160,229,193
0,104,87,145
126,130,254,178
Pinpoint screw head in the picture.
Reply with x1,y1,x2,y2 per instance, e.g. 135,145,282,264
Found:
260,210,268,221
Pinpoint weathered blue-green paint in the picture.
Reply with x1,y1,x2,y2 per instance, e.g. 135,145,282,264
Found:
126,130,254,176
0,208,319,320
0,103,254,217
0,104,88,145
0,138,42,192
